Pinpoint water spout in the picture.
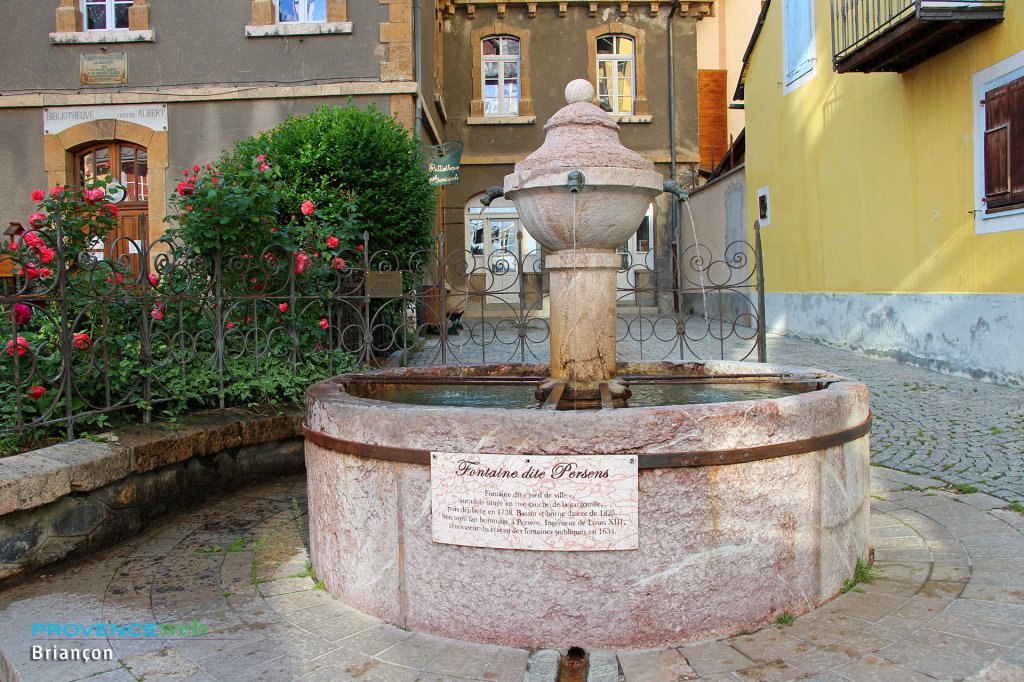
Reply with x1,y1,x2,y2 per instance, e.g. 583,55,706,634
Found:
480,186,505,206
663,179,689,202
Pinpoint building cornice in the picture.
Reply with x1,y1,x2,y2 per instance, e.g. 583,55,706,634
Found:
441,0,712,19
0,82,417,109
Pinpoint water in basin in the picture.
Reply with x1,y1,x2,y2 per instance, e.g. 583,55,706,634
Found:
368,381,811,409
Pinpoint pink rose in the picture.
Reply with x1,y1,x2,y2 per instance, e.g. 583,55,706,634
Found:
38,247,55,264
332,257,345,270
23,231,44,248
151,305,164,321
257,154,266,162
28,213,46,228
8,242,17,251
30,189,45,202
27,385,46,400
6,337,29,357
148,273,159,286
326,235,339,248
260,163,270,172
106,273,124,285
301,200,315,216
13,303,31,325
49,185,64,198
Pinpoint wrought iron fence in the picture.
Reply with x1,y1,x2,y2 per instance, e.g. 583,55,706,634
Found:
1,215,765,442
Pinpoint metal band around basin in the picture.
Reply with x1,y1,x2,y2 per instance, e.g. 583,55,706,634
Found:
303,411,872,469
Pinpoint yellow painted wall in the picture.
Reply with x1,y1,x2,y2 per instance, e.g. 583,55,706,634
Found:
744,1,1024,294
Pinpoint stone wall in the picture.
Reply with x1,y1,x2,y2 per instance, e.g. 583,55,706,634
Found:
0,407,304,586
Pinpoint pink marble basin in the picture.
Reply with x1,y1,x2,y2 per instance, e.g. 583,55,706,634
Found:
303,360,872,649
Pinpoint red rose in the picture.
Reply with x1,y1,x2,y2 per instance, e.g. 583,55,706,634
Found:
320,318,329,330
28,213,46,228
20,264,39,280
13,303,31,325
38,247,55,263
327,235,339,248
23,231,44,248
278,303,288,313
73,332,90,350
103,204,119,217
49,185,64,198
30,189,45,202
226,321,234,329
6,337,29,356
40,267,51,278
148,273,159,286
357,244,364,251
301,200,315,216
27,385,46,400
176,181,195,196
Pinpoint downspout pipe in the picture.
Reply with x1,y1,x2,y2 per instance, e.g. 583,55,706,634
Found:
413,0,424,140
668,0,678,184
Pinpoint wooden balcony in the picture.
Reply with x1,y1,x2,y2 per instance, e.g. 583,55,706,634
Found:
831,0,1004,74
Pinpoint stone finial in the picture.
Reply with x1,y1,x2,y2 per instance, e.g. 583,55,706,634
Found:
565,79,595,105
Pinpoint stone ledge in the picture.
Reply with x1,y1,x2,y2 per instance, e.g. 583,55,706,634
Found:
0,406,302,516
467,116,537,125
610,114,653,124
49,30,156,44
245,22,352,37
0,407,304,586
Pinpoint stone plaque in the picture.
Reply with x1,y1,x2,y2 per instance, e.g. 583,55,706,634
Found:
366,271,403,298
80,53,128,86
431,452,639,551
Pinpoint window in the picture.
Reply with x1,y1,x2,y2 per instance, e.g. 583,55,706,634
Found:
982,75,1024,213
82,0,132,31
782,0,815,93
973,51,1024,234
482,37,520,116
596,35,635,114
277,0,326,23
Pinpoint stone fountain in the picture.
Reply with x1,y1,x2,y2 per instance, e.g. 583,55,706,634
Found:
303,81,872,649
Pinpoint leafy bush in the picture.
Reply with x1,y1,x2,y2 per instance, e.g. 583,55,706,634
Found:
224,103,436,266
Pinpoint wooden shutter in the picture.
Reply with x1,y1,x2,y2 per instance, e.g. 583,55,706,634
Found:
984,75,1024,212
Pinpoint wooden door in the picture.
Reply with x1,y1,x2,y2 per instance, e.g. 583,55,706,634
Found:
76,142,149,269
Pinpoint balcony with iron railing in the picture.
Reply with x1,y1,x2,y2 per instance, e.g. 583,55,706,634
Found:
831,0,1004,73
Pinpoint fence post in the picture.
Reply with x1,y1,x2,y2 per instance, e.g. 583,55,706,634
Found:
139,214,152,423
213,251,225,409
754,220,767,363
438,231,447,365
53,209,76,440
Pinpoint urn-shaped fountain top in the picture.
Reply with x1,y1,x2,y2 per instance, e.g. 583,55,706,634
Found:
503,80,663,252
515,80,655,173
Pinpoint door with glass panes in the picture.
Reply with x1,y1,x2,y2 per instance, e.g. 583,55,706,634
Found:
616,204,654,301
466,196,539,305
75,143,149,271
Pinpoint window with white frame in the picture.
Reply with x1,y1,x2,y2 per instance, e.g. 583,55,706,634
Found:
782,0,815,92
277,0,327,23
596,35,635,114
82,0,132,31
973,51,1024,234
482,37,521,116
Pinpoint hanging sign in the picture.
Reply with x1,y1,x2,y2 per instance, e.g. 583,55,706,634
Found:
426,142,463,187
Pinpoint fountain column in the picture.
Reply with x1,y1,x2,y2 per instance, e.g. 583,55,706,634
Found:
504,80,664,407
547,250,619,386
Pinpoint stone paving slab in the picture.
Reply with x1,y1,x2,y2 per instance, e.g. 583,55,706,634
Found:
1,470,1023,682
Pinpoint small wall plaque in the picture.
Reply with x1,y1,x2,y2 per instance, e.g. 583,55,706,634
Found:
81,53,128,86
366,271,404,299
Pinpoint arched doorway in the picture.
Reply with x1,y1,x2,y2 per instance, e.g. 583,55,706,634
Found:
75,142,149,269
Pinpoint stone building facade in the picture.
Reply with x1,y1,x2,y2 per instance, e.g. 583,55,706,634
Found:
429,0,708,306
1,0,428,248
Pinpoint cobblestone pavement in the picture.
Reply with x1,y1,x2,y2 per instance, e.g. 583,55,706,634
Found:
2,471,1024,681
410,328,1024,504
